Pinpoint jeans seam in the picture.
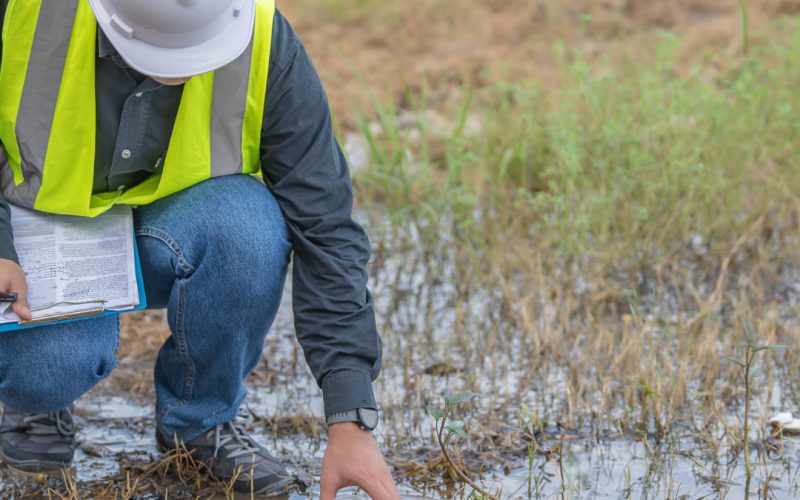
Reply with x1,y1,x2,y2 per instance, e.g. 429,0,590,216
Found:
136,226,195,433
111,315,120,371
135,226,196,276
159,278,195,428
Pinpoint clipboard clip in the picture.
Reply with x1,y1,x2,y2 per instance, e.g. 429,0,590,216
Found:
19,301,107,327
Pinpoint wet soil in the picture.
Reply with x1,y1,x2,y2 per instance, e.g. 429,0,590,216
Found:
3,1,800,498
3,236,800,498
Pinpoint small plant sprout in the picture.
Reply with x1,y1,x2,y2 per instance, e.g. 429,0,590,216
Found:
738,0,750,56
427,391,498,500
527,443,536,499
727,320,786,479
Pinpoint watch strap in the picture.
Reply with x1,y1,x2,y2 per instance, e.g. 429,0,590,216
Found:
326,408,379,430
326,409,359,425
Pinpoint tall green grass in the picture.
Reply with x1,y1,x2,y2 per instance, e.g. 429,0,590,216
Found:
351,22,800,495
354,23,800,272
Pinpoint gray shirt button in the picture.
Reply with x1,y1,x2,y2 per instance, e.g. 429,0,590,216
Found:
121,149,132,160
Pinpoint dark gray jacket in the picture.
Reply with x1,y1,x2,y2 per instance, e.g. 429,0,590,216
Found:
0,4,380,418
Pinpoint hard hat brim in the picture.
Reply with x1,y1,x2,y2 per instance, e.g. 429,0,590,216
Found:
88,0,256,79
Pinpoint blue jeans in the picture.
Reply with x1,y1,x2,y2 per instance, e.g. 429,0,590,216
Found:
0,175,291,441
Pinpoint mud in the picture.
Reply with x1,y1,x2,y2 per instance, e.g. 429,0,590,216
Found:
282,0,800,128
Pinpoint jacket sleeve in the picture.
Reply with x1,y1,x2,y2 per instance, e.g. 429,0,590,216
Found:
259,11,381,419
0,0,19,264
0,149,18,264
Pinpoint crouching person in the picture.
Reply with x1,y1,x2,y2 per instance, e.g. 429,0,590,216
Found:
0,0,398,497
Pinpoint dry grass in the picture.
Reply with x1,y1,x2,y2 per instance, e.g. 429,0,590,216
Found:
12,1,800,498
32,438,273,499
282,0,800,127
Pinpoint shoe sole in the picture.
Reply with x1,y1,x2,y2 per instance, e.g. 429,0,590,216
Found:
232,487,290,499
156,438,294,497
238,475,294,497
1,450,73,474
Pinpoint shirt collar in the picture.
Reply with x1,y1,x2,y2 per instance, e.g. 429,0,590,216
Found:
97,28,141,74
97,28,117,59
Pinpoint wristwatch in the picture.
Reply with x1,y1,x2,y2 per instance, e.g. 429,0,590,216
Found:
326,408,380,430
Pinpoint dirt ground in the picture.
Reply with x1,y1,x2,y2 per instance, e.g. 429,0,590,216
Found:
47,1,800,497
280,0,800,127
107,0,800,430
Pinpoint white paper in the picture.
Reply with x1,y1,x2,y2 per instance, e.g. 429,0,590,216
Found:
2,205,140,324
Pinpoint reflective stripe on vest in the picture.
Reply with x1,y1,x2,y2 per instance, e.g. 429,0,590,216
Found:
0,0,274,217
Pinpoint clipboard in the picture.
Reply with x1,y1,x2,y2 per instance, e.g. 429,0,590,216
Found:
0,235,148,333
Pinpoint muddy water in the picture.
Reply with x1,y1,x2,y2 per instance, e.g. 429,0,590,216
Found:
2,223,800,498
0,392,427,498
3,385,800,498
489,436,800,498
0,239,433,498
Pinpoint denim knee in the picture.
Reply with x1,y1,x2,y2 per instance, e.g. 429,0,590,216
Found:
189,178,291,296
0,319,118,412
136,176,291,281
215,196,290,284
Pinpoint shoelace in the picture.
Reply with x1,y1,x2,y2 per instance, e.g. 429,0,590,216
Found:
23,409,75,437
209,421,260,460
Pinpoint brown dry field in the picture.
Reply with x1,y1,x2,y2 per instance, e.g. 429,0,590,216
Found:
281,0,800,128
109,0,800,405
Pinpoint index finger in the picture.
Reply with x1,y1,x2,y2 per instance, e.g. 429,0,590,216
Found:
355,474,393,500
12,301,31,321
7,282,30,321
379,469,401,500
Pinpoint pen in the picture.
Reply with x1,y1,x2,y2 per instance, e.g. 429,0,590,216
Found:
0,292,17,302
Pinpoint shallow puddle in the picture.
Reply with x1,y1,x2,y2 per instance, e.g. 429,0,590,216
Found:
2,387,800,498
0,391,427,498
2,225,800,498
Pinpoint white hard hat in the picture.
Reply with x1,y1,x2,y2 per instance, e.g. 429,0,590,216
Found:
87,0,255,78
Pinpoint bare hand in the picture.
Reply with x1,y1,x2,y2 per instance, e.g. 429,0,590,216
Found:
0,258,30,320
319,422,400,500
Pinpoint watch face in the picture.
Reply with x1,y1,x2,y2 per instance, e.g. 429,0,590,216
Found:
358,408,379,430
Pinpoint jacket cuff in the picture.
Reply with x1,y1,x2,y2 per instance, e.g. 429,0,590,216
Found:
321,370,377,419
0,228,18,264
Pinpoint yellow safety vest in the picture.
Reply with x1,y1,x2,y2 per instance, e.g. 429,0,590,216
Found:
0,0,274,217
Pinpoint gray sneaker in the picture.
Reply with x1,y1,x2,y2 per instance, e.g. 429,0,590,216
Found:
0,406,76,472
157,421,293,496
